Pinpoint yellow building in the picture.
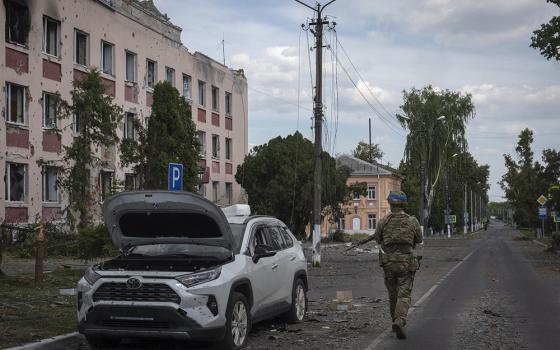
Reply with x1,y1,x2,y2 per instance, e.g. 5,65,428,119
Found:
322,155,403,237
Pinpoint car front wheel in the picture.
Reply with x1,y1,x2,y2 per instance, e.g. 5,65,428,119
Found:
214,292,250,350
286,278,307,323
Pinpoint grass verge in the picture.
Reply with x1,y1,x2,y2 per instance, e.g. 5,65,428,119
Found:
0,268,84,348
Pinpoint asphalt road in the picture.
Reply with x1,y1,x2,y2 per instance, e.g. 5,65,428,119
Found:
371,221,560,350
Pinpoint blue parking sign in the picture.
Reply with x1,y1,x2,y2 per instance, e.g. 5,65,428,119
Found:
168,163,183,191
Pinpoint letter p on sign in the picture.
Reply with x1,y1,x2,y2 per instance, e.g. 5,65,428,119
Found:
168,163,183,191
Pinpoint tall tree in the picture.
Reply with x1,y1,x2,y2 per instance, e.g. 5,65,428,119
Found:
121,82,199,192
397,85,475,225
530,0,560,61
351,141,383,163
235,132,354,237
57,70,122,228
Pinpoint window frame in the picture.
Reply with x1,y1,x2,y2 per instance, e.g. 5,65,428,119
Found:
6,82,26,126
211,86,219,111
225,182,232,205
165,66,175,86
99,170,114,201
101,40,114,75
212,181,219,203
368,213,377,230
5,0,30,46
198,80,206,106
5,162,27,203
42,92,58,129
212,134,220,159
225,91,232,115
125,50,137,83
197,131,206,157
124,112,136,140
367,186,376,200
146,59,157,89
225,137,232,161
73,112,83,134
182,74,192,100
42,16,60,57
42,166,59,203
73,29,89,66
125,173,139,191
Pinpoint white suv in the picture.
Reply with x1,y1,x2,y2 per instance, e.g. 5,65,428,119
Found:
76,191,308,349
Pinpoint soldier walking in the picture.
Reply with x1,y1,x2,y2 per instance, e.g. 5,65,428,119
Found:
377,190,422,339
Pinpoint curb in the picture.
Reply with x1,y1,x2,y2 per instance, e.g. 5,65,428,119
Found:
532,239,548,248
5,332,81,350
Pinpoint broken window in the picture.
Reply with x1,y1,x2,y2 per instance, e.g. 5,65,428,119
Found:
165,66,175,86
182,74,192,100
74,29,88,65
198,131,206,156
42,92,58,128
211,86,219,111
101,41,114,75
5,0,30,45
42,166,58,202
5,162,27,202
198,80,206,106
212,134,220,159
125,50,136,82
43,16,59,56
124,112,135,139
146,59,156,88
225,91,232,115
125,173,139,191
100,171,114,201
6,82,26,125
225,137,232,160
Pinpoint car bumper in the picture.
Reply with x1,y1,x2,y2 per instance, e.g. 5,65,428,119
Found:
78,305,226,341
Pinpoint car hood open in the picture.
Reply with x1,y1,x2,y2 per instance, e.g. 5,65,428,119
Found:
103,191,235,251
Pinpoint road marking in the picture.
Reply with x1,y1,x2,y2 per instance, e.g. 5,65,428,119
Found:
364,245,481,350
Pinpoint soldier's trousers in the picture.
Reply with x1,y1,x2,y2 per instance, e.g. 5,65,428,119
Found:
383,262,415,326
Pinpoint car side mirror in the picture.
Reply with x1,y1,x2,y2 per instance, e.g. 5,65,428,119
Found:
253,244,276,263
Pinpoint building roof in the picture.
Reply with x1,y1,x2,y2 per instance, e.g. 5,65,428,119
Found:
337,155,402,178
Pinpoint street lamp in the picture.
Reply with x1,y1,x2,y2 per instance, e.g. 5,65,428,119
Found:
445,152,458,238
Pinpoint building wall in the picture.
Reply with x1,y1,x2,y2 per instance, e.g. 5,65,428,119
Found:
0,0,248,224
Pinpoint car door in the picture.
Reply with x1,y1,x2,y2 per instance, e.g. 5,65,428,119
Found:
264,225,291,305
247,224,284,313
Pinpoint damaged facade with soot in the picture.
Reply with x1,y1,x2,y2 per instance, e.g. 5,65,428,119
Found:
0,0,249,225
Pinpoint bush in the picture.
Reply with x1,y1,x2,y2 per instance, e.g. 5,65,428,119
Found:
332,230,346,242
77,225,118,261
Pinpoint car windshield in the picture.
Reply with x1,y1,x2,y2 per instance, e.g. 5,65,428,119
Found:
229,223,245,252
128,243,232,260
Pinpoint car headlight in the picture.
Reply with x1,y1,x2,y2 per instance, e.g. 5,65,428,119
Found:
84,266,101,285
176,267,221,288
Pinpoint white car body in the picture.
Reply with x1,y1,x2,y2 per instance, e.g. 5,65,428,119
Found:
76,191,307,348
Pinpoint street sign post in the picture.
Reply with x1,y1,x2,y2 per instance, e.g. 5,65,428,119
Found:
168,163,183,191
447,215,457,224
538,205,547,238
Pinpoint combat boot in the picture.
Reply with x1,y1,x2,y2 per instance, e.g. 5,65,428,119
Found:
392,319,406,339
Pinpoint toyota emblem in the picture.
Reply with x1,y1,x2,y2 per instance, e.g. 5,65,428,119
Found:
126,277,142,290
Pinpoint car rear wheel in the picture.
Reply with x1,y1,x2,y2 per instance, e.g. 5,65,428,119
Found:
213,292,250,350
85,335,120,349
286,278,307,324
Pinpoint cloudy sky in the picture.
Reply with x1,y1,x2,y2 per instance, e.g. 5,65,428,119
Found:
154,0,559,201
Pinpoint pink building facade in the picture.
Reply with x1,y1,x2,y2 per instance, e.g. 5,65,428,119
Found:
1,0,249,224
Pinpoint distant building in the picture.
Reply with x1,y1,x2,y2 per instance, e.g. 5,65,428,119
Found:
1,0,248,224
319,155,403,236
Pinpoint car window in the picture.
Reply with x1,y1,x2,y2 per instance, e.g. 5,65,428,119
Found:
250,226,269,255
267,226,286,250
280,227,294,248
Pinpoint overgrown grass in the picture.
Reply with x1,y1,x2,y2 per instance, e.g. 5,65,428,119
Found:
514,228,535,241
0,268,84,348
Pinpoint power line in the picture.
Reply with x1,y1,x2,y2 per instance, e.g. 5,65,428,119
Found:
248,86,312,112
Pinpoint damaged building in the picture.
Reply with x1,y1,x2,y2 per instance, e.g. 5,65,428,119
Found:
0,0,249,224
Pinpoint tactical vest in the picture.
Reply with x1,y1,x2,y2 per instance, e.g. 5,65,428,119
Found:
379,213,416,248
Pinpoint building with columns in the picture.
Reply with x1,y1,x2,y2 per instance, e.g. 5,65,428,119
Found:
1,0,248,224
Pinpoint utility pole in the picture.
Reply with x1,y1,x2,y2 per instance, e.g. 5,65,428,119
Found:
369,118,372,161
464,183,468,234
445,164,450,238
296,0,336,267
470,189,474,233
420,131,427,236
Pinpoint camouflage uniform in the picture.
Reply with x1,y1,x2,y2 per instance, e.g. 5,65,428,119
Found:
376,210,422,332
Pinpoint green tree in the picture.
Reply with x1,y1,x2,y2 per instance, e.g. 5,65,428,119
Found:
121,82,199,192
397,85,475,226
57,69,122,228
351,141,383,163
235,132,354,237
530,0,560,61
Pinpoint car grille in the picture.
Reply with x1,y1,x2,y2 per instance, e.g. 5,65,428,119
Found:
93,282,181,304
101,319,171,329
